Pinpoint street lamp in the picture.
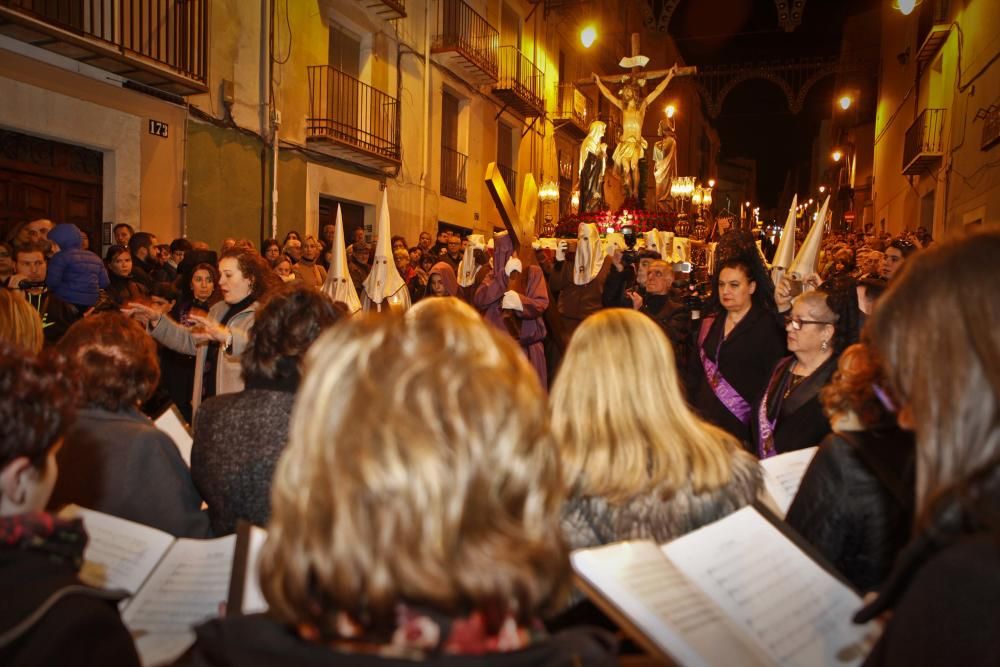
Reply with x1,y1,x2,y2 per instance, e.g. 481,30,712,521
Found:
665,104,676,119
819,185,826,194
580,25,597,48
831,149,843,162
838,94,854,111
708,178,716,188
892,0,921,16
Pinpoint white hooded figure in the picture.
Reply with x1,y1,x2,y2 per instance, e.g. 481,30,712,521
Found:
572,222,606,286
770,195,798,286
788,195,830,289
320,205,362,314
457,234,486,288
362,189,411,312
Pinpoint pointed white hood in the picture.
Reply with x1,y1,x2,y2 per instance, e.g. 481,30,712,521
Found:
362,189,410,311
789,195,829,282
771,195,797,285
643,230,675,261
320,205,361,313
573,222,606,285
457,234,485,288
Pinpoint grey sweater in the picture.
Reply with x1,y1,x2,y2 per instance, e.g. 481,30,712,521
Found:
191,388,296,535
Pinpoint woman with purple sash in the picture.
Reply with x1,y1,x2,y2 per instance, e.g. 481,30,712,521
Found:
753,290,844,458
686,257,786,449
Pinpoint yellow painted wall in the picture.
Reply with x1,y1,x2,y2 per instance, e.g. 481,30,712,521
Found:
0,47,185,242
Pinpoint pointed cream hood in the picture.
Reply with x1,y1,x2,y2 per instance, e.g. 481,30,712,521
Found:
770,195,797,285
789,195,829,281
320,205,362,313
362,189,410,311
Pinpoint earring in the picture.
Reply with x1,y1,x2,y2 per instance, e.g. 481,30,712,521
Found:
821,339,829,352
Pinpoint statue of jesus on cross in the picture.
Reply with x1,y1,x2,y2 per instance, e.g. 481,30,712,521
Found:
588,34,693,202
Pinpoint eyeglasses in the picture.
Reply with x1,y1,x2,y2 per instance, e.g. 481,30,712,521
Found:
784,315,835,331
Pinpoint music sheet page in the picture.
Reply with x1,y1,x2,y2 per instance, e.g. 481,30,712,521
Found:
662,507,874,666
60,505,175,595
572,541,769,667
759,447,818,517
240,525,269,614
122,535,236,635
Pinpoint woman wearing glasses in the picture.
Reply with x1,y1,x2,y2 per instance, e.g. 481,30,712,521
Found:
753,290,847,458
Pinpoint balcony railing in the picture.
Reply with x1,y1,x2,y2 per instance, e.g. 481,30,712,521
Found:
497,162,517,202
903,108,946,176
491,45,543,117
0,0,207,94
357,0,405,20
441,146,468,202
306,65,400,170
916,0,950,66
553,83,594,139
431,0,498,85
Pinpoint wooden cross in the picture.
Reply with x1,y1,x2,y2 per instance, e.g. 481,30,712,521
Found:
574,33,697,87
484,162,538,269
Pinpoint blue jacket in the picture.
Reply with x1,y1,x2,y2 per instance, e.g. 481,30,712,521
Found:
45,224,109,307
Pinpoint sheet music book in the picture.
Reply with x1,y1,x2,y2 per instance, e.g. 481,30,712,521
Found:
226,520,269,615
60,505,265,666
571,506,875,667
154,404,194,467
759,446,818,517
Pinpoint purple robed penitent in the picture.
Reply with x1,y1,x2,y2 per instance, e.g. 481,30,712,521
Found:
473,235,550,389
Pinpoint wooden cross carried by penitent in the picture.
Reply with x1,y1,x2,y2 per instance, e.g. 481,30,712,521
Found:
575,33,697,88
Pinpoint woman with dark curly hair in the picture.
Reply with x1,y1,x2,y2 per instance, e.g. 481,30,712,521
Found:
47,313,210,537
0,343,141,667
126,252,280,417
160,263,220,422
191,286,344,534
785,343,915,591
101,245,147,307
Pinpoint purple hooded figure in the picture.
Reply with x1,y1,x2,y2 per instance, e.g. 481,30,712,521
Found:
426,262,460,298
473,233,550,389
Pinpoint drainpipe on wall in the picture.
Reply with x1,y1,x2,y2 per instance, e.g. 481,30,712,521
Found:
261,0,272,242
419,0,432,230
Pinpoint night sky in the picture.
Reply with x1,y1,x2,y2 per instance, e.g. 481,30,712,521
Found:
664,0,880,210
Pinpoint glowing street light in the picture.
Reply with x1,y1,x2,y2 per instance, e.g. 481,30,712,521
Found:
819,185,827,194
708,179,716,188
893,0,921,16
838,94,854,111
580,25,597,48
832,149,844,162
665,104,676,119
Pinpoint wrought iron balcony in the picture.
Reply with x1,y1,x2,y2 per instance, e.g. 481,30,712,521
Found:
431,0,498,85
441,146,468,202
0,0,207,95
553,83,594,140
916,0,950,67
306,65,400,172
903,108,946,176
497,162,516,202
357,0,405,20
491,45,543,118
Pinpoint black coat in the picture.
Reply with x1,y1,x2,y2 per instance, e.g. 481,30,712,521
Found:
785,428,915,592
49,407,212,538
0,544,139,667
753,354,837,456
686,304,786,446
174,614,618,667
856,481,1000,666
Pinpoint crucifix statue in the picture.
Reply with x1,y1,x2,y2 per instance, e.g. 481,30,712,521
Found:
583,34,696,202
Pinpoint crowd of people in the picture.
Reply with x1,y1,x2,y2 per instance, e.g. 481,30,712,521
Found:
0,212,997,666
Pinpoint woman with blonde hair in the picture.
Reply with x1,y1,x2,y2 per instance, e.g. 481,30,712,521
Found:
855,229,1000,666
552,308,761,551
0,289,44,353
177,304,616,665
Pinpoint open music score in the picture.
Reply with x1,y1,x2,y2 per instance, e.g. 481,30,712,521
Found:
572,506,876,667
